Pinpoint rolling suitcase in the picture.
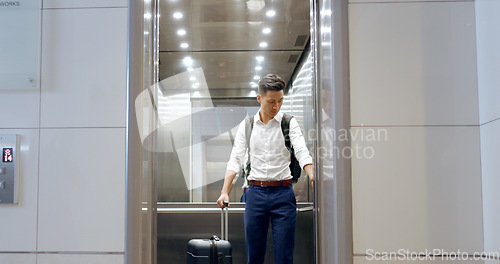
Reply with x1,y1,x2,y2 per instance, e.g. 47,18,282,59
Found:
187,203,232,264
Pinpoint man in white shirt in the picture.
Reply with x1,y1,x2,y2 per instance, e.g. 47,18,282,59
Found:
217,74,314,264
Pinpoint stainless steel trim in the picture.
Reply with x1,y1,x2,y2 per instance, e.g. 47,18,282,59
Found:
125,1,157,264
310,2,320,264
156,207,316,213
157,202,313,206
150,2,160,263
332,1,353,263
156,203,314,213
125,1,143,264
298,205,314,212
158,208,244,213
312,0,353,264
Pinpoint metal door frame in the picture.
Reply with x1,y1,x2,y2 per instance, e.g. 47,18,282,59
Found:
311,0,353,264
125,0,159,263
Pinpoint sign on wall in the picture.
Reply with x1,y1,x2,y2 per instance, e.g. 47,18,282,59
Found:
0,0,41,89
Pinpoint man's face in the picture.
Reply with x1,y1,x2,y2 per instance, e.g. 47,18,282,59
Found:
257,90,284,119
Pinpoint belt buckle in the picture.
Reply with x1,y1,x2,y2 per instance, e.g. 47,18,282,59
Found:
260,181,265,187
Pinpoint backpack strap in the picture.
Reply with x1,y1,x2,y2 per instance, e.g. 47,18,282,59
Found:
281,113,293,148
281,113,302,183
244,116,254,177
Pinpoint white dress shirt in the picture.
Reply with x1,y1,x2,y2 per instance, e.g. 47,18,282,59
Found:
226,111,313,181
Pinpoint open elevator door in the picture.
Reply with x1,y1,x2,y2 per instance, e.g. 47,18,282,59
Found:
126,0,352,264
152,0,315,262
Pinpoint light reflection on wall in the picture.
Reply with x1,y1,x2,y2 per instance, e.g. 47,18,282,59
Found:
135,67,210,195
283,51,314,202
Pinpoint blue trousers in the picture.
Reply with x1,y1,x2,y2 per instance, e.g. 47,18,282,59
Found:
244,184,297,264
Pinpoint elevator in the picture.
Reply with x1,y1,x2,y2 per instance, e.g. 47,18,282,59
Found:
126,1,352,264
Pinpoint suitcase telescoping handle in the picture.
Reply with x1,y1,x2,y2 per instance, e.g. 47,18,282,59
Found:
221,201,229,240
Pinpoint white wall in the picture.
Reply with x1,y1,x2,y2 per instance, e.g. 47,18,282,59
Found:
0,1,127,263
476,0,500,259
349,0,484,263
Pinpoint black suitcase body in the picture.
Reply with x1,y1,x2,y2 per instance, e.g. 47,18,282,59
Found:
187,204,232,264
187,235,232,264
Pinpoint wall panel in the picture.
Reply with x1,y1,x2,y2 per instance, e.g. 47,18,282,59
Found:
38,128,125,252
352,126,483,253
41,8,127,128
349,1,478,126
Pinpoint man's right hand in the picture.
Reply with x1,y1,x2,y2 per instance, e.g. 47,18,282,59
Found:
217,193,229,209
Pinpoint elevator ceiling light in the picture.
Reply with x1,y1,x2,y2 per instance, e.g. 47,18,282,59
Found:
173,12,183,19
256,56,264,62
266,10,276,17
253,75,260,80
259,42,268,48
262,27,271,34
177,29,186,36
183,56,193,66
180,42,189,49
246,0,265,11
249,90,257,97
255,66,262,71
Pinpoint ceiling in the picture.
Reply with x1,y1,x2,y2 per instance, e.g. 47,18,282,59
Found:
158,0,310,99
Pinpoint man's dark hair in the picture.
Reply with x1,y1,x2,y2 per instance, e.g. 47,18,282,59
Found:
258,74,286,95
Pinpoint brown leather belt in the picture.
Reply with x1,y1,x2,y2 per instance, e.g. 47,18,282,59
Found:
248,179,293,187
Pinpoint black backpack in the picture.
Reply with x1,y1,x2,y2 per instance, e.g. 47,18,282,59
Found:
244,113,302,183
